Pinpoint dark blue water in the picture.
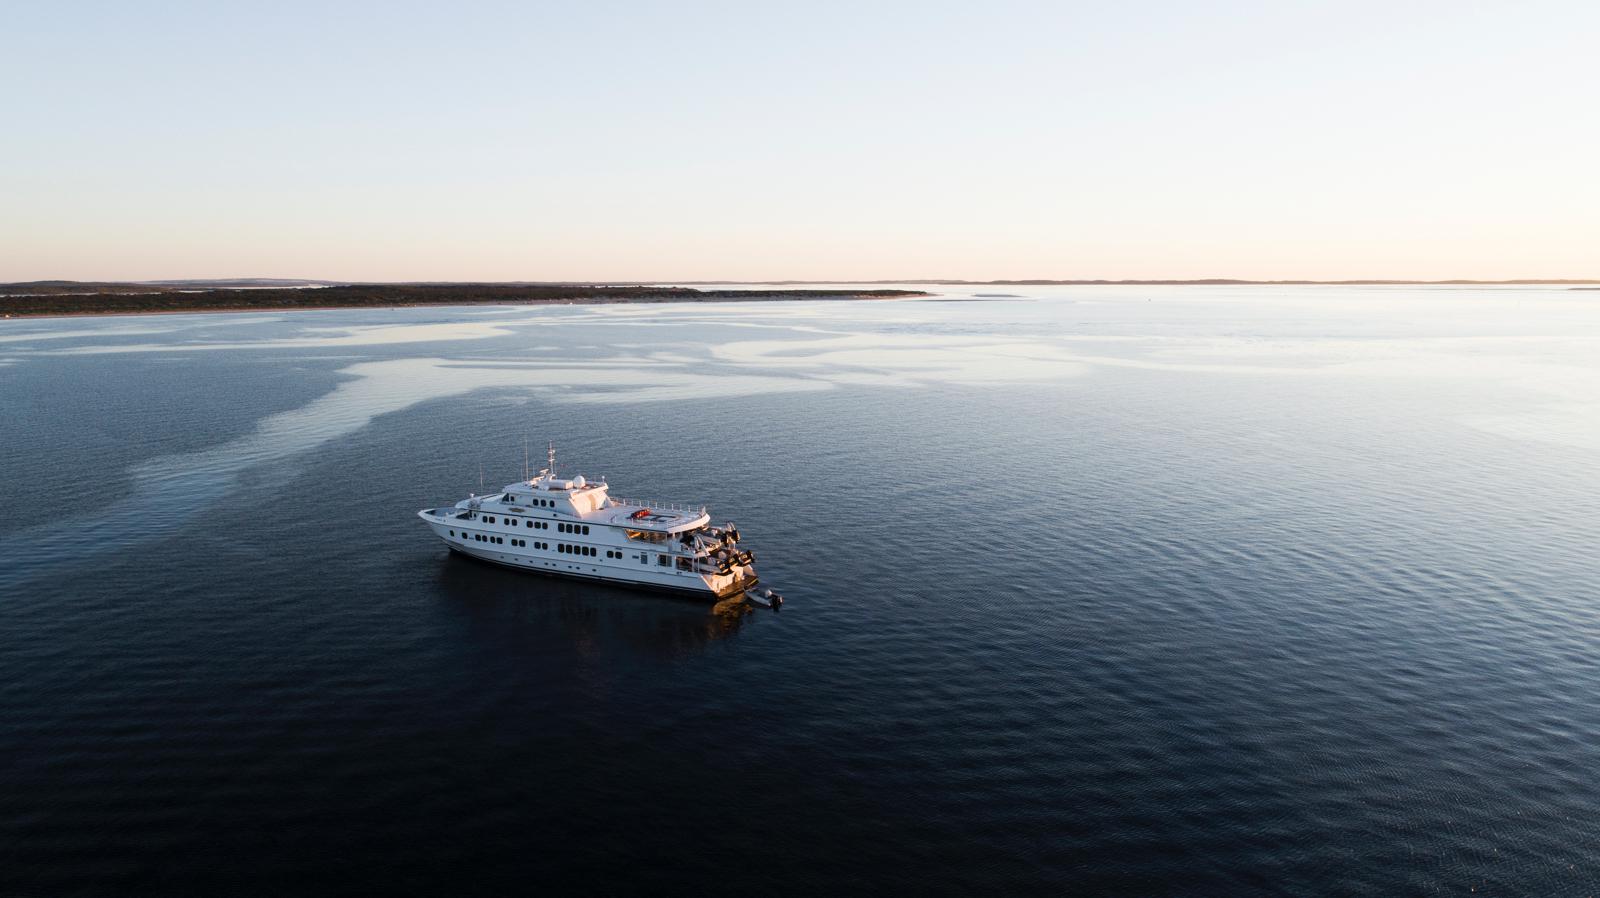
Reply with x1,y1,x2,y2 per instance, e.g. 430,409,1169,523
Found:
3,287,1599,894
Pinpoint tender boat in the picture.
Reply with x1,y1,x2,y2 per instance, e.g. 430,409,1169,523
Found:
418,444,776,603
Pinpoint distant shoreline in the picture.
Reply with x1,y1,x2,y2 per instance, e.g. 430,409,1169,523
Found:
5,278,1596,320
0,284,929,320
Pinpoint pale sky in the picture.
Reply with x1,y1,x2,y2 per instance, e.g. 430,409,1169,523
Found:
3,0,1597,282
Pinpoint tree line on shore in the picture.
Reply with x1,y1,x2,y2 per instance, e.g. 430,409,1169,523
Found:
0,283,926,317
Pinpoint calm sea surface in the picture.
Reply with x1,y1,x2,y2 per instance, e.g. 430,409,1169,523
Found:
3,286,1599,894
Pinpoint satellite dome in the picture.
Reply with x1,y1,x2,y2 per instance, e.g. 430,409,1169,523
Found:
573,475,586,487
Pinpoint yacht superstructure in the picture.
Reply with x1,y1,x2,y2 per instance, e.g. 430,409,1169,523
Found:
418,445,769,601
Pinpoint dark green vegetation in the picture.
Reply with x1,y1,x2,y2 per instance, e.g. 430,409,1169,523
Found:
0,283,927,317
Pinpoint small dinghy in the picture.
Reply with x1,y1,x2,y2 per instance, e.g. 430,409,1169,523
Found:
744,586,784,609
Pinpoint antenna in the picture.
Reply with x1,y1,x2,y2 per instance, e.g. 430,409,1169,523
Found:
479,462,484,493
524,435,529,483
547,440,557,477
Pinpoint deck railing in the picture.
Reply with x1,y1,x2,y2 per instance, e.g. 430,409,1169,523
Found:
608,496,708,516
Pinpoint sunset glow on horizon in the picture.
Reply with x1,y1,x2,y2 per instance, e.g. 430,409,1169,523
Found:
4,1,1597,283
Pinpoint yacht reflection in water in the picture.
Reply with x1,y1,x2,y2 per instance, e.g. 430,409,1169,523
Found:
433,555,757,662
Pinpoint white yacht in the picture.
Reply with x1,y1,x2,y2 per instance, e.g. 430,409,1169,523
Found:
419,445,775,603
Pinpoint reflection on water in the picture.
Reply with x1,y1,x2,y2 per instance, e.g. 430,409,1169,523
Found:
434,553,753,661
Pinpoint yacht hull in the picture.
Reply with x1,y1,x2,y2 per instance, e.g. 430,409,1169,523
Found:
444,546,754,600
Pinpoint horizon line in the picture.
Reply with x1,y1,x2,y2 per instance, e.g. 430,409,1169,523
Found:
8,277,1600,287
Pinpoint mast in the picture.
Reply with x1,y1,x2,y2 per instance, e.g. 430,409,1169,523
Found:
547,441,557,478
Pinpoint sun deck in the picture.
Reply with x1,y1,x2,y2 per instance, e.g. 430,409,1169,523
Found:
602,499,709,533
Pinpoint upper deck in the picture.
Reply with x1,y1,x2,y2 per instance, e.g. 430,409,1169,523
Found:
601,498,709,533
472,444,712,535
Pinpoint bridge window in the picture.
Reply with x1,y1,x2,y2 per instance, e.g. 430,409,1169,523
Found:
657,554,670,567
